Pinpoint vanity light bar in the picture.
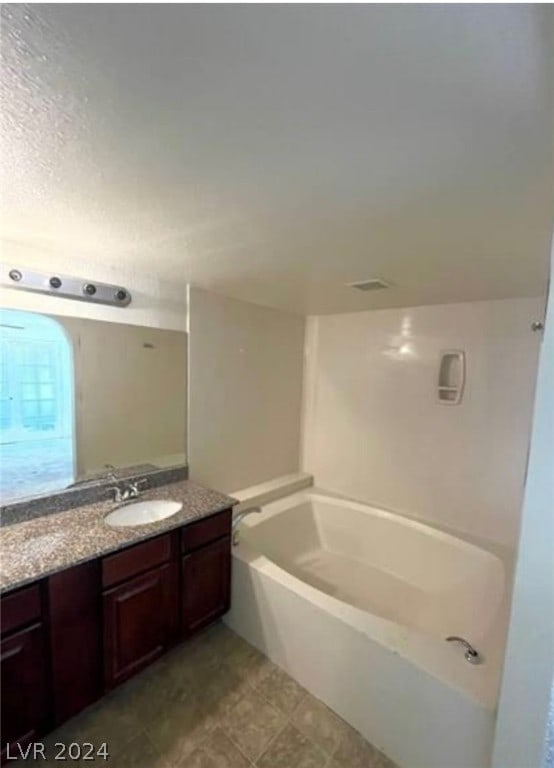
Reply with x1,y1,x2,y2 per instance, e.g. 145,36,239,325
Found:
5,268,132,307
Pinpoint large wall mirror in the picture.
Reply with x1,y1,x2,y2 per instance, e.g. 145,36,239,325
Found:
0,309,187,504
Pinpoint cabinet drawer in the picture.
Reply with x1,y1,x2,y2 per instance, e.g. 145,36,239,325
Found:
1,585,42,637
181,509,232,553
102,534,171,589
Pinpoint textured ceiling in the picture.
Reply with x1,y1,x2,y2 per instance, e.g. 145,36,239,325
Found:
1,4,553,314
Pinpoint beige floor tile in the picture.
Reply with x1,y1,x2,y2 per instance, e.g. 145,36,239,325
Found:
185,727,252,768
224,638,272,687
257,723,327,768
191,621,249,668
198,662,252,720
202,621,243,655
221,689,286,762
115,663,194,726
253,663,306,715
165,633,222,684
333,725,397,768
215,625,259,663
45,688,142,759
25,625,396,768
294,695,350,756
101,732,170,767
145,697,217,765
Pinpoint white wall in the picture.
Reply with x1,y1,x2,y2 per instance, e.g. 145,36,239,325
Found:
302,298,542,549
1,240,187,330
491,260,554,766
188,287,305,494
57,317,187,477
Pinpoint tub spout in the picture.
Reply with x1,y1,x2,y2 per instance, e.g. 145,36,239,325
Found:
446,636,482,665
232,507,262,545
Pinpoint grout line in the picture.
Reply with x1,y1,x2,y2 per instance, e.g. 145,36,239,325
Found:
215,723,257,767
251,717,290,767
252,681,309,729
218,632,339,764
141,728,172,767
220,719,269,767
216,671,288,765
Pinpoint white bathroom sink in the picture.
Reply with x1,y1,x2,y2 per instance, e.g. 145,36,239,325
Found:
104,499,182,527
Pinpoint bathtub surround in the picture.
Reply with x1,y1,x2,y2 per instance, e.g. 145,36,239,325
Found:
188,287,305,493
239,494,505,661
301,297,542,550
226,489,507,768
231,472,313,511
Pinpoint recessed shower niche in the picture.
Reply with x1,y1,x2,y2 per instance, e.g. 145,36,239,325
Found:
438,350,466,405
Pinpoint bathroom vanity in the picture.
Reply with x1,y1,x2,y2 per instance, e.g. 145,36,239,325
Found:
0,496,233,763
0,307,236,762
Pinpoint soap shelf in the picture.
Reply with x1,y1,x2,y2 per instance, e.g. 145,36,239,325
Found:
438,351,465,405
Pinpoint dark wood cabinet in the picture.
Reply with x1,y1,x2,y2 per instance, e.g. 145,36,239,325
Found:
1,585,41,636
1,623,48,761
182,509,232,553
182,536,231,637
103,563,175,688
102,534,172,589
1,506,232,765
48,561,102,725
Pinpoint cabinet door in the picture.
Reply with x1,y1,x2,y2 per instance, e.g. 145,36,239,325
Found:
103,564,174,689
48,561,102,725
1,624,47,759
181,536,231,637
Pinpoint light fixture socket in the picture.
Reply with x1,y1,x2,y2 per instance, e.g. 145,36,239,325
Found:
4,267,132,307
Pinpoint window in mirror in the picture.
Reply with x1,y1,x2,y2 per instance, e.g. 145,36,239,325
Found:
0,309,75,503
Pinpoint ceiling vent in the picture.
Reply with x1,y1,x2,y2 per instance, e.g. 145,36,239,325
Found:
347,278,391,292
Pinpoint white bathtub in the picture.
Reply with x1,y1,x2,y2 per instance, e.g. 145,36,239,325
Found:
225,490,511,768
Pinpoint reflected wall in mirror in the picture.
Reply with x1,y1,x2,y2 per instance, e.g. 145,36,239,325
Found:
0,309,187,504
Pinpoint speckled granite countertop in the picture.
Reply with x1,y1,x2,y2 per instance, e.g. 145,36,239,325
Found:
0,481,236,594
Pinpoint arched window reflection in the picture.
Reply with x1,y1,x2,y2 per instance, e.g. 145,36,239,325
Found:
0,309,75,502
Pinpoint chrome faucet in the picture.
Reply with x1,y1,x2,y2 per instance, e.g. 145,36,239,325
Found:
232,506,262,545
446,636,482,665
114,479,148,503
105,465,148,504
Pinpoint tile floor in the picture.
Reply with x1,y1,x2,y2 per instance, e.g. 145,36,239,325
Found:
19,622,398,767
